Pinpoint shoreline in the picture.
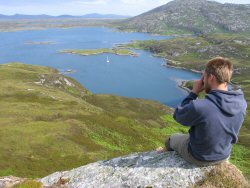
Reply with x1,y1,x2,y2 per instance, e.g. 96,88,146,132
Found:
162,60,241,93
163,61,200,93
165,64,203,74
0,21,193,38
116,28,194,37
0,25,107,33
178,80,192,93
163,58,203,74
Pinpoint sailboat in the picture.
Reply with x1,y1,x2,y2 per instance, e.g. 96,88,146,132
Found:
106,56,110,63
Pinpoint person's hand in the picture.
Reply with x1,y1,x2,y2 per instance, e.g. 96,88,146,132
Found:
156,146,167,153
192,76,204,95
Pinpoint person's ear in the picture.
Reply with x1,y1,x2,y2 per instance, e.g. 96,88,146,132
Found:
210,74,217,83
207,74,213,83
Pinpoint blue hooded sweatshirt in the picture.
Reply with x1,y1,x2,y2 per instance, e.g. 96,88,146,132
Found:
173,89,247,161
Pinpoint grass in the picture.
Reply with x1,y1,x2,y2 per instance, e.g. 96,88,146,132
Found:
14,180,43,188
157,23,193,36
230,145,250,179
127,33,250,71
0,62,182,178
194,162,249,188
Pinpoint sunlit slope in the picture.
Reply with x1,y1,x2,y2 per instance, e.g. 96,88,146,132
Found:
0,63,184,178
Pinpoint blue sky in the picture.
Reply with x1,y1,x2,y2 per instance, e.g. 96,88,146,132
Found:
0,0,249,16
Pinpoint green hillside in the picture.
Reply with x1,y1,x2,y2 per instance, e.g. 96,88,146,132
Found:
0,61,248,180
0,63,186,178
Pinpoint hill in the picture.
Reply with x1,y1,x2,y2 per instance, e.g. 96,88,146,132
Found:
0,63,184,178
116,0,250,35
80,13,130,19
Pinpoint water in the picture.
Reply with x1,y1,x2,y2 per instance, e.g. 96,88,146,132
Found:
0,27,200,107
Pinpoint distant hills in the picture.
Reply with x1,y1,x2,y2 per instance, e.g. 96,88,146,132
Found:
0,13,130,19
118,0,250,34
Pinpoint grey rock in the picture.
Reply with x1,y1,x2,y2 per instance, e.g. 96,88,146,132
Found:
40,151,214,188
0,176,26,187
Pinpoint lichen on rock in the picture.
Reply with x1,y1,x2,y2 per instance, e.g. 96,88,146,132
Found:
40,151,215,188
1,151,248,187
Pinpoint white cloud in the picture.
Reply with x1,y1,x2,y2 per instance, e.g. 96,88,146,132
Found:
73,0,108,5
121,0,147,4
120,0,169,6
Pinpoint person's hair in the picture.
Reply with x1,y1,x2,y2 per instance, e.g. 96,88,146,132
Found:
205,57,233,84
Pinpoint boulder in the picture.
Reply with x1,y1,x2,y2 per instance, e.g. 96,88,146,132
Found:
39,151,218,188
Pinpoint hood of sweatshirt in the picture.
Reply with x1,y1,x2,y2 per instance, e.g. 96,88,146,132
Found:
206,89,247,116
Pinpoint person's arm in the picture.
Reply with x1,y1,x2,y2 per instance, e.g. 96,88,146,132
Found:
179,92,198,106
173,77,204,126
173,92,198,126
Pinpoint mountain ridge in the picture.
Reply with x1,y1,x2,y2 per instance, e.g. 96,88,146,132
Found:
0,13,130,19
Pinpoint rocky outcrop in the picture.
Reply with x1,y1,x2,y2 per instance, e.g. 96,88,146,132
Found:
0,176,26,188
0,151,247,187
39,151,247,188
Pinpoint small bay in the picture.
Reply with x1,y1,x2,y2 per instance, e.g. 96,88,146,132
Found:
0,27,200,107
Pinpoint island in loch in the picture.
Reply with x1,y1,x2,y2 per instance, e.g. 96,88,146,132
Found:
60,48,139,57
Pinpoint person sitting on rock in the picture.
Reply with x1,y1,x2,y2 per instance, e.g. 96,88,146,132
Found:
157,57,247,166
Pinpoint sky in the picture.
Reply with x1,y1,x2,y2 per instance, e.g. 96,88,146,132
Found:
0,0,249,16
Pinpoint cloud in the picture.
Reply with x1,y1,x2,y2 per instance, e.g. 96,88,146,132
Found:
120,0,168,6
121,0,147,4
37,0,170,16
73,0,108,5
